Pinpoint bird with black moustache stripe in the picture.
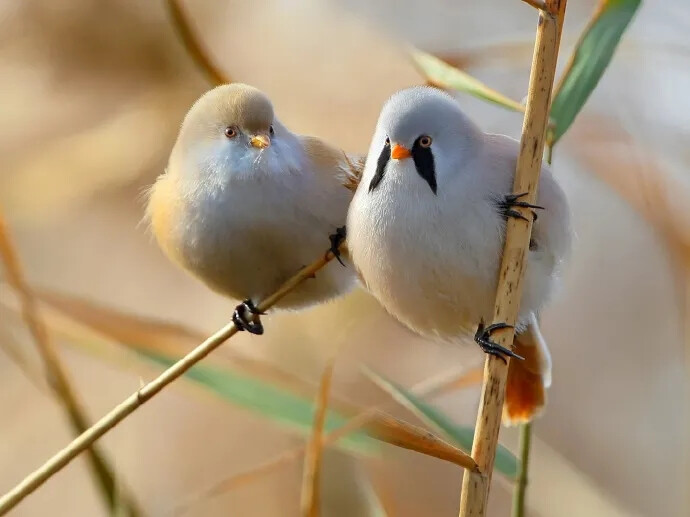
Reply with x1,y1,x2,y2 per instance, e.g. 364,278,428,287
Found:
347,86,572,424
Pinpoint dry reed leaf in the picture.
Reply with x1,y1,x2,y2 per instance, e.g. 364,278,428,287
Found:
363,368,517,479
365,411,477,471
0,288,213,403
37,289,205,355
171,366,484,514
300,359,336,517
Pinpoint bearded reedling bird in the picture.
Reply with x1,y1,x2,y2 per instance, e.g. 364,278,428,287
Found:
147,83,362,334
346,87,572,424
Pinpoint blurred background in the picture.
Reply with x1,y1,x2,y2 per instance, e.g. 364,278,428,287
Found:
0,0,688,516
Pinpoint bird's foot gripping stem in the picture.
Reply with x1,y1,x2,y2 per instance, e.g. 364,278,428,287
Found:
474,322,524,363
500,192,544,222
232,299,265,335
328,226,347,266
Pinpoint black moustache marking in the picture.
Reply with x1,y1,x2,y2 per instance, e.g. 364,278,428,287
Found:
412,136,437,195
368,141,390,193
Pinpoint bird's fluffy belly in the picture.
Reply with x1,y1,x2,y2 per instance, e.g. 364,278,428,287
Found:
348,190,549,340
355,240,496,341
356,242,547,340
175,180,353,309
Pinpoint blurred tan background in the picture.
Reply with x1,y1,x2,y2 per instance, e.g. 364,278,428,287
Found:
1,0,688,516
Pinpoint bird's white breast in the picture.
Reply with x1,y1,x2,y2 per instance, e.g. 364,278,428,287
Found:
161,148,355,309
347,135,570,342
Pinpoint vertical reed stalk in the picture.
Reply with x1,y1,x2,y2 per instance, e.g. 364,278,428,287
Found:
458,2,566,515
512,422,532,517
300,359,336,517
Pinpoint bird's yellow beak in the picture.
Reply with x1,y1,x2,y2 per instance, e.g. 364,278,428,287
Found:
391,144,411,160
250,134,271,149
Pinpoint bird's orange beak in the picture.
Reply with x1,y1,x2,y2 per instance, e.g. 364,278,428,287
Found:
391,144,411,160
250,134,271,149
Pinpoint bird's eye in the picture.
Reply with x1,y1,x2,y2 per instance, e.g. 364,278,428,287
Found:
269,125,275,135
224,127,237,138
384,137,390,146
419,135,432,148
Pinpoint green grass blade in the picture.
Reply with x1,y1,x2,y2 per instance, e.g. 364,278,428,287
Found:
550,0,642,145
364,368,518,479
141,350,379,456
411,49,525,112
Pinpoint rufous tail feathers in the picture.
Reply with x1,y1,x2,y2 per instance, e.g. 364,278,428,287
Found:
503,314,552,426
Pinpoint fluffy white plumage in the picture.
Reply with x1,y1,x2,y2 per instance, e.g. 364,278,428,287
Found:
348,86,571,339
347,87,571,423
147,84,357,312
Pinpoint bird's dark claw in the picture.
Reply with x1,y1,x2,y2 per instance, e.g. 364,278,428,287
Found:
232,299,264,335
328,226,347,267
474,322,524,363
499,192,544,222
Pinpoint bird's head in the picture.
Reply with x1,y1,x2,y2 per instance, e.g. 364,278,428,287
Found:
171,83,296,182
364,86,482,197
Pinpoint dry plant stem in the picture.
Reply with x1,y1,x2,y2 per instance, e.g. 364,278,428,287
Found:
512,423,532,517
0,216,142,517
300,359,336,517
166,0,229,85
0,249,340,516
458,3,565,516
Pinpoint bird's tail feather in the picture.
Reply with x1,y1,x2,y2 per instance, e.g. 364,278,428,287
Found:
339,151,366,192
503,314,552,426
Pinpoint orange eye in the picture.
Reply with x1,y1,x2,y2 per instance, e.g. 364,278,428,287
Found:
419,135,432,148
224,127,237,138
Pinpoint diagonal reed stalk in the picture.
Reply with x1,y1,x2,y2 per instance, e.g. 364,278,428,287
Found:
0,248,342,515
458,1,567,515
0,214,142,516
166,0,229,85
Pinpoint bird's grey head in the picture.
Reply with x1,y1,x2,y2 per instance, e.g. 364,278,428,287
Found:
171,83,297,183
365,86,482,196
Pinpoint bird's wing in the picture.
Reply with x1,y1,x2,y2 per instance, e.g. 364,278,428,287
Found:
301,136,365,192
503,312,553,426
